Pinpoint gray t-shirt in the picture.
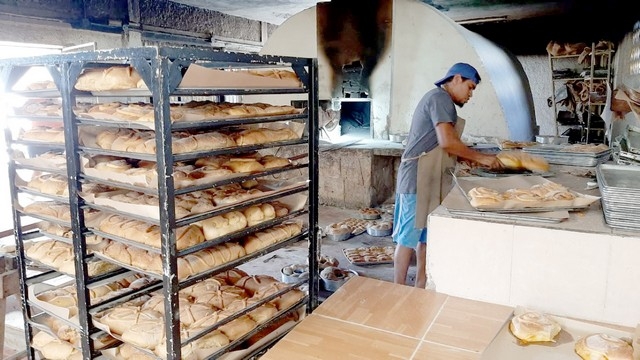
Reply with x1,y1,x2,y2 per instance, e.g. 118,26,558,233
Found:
396,87,457,194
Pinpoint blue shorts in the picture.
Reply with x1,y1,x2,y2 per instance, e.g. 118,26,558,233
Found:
392,193,427,249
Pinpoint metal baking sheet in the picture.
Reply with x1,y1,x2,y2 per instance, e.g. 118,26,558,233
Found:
523,144,611,158
11,89,60,97
446,209,568,224
596,164,640,191
342,247,394,266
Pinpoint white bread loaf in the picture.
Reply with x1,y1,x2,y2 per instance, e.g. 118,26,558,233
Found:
509,311,561,343
74,66,146,91
191,312,257,341
121,321,165,349
117,343,158,360
195,210,247,241
221,297,278,324
242,221,303,254
178,242,246,280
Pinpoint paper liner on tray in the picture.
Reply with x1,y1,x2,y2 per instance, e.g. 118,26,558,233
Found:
80,154,300,190
456,175,600,212
80,179,308,221
11,149,67,171
79,121,305,155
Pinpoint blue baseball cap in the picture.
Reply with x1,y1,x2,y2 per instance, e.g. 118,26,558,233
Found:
434,62,481,87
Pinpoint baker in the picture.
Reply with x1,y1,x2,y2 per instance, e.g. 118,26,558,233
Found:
392,62,503,287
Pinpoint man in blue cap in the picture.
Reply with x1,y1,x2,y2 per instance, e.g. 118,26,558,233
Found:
392,62,502,288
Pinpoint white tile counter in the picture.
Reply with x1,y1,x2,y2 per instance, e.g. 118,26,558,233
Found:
427,168,640,328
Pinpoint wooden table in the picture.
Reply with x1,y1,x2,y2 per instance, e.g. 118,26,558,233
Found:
261,276,514,360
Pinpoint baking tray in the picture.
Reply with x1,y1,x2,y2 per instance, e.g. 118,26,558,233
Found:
342,246,394,266
523,145,611,167
625,124,640,154
596,164,640,192
365,226,392,237
11,89,60,98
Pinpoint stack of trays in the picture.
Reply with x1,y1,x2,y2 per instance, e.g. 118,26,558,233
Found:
595,164,640,230
523,144,611,167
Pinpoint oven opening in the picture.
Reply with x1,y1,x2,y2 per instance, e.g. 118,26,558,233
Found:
340,100,371,138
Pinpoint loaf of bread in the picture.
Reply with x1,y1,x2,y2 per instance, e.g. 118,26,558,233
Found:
242,203,276,227
509,311,562,343
223,157,265,173
98,213,205,250
25,239,117,276
99,307,164,336
27,173,69,196
233,127,299,146
74,66,146,91
32,331,82,360
195,210,248,241
20,126,65,143
114,343,158,360
234,275,280,296
212,268,250,285
191,312,257,341
497,151,549,173
575,333,634,360
191,287,248,310
178,242,246,280
260,154,291,169
242,221,303,254
252,282,305,311
15,99,62,117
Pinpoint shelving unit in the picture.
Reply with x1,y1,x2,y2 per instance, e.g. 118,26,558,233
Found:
548,41,614,144
0,47,319,359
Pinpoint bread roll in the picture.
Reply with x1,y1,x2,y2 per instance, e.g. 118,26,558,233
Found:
509,311,561,343
27,173,68,195
118,343,158,360
75,66,145,91
575,333,634,360
32,331,81,360
182,277,226,296
100,214,204,250
192,288,247,310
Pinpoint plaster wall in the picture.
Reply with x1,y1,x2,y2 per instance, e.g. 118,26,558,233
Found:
0,20,123,49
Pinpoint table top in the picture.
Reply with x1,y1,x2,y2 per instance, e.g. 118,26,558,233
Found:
261,276,514,360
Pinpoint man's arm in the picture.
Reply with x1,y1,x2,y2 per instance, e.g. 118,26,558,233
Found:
435,122,502,169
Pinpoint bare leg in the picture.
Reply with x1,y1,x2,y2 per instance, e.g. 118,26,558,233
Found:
415,242,427,288
393,244,414,285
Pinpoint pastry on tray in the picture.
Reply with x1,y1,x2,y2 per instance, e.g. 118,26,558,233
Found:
509,311,561,343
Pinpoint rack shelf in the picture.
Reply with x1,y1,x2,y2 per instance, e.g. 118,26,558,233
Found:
0,46,320,359
548,41,614,144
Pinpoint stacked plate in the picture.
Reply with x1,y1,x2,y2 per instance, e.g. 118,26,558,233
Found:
596,164,640,230
523,144,611,167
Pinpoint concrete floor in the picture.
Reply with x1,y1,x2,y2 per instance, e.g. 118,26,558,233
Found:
3,205,414,357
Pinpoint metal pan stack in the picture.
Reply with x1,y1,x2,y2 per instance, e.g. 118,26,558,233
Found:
596,164,640,230
523,144,611,167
